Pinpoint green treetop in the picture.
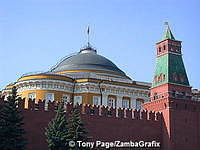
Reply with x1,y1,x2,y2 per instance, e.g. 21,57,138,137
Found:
66,105,90,150
45,103,68,150
0,87,26,150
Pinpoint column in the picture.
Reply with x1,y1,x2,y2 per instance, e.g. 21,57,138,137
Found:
131,97,137,109
102,94,108,106
116,95,123,108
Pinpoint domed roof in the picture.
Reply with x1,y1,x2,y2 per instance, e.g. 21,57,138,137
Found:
51,46,126,76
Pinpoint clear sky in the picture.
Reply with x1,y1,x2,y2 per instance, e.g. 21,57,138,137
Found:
0,0,199,90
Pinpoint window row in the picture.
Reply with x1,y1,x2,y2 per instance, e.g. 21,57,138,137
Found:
27,93,144,109
158,45,166,52
172,73,185,82
158,45,181,53
28,92,55,102
23,83,72,90
154,73,166,84
106,97,143,109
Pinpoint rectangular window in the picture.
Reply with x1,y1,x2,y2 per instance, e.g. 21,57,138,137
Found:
74,96,82,104
93,96,100,105
107,97,115,107
48,84,53,88
122,99,129,108
136,100,143,109
36,84,40,88
62,94,70,103
28,93,36,100
45,93,54,102
42,84,47,88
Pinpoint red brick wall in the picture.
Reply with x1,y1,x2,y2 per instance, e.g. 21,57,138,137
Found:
143,98,200,150
169,99,200,150
3,95,200,150
18,100,163,150
22,110,162,150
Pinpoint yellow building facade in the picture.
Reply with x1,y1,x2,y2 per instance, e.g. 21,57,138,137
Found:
2,44,151,109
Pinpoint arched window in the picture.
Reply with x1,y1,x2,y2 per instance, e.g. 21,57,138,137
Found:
162,74,165,81
154,93,158,100
136,99,144,109
158,75,161,82
159,47,161,52
163,45,166,50
93,96,100,106
107,97,116,107
122,98,130,108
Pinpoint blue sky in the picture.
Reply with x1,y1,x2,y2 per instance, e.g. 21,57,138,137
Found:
0,0,199,90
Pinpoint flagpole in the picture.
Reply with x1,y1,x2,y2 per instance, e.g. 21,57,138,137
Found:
87,26,90,47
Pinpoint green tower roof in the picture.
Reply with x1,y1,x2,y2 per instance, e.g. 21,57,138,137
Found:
152,54,190,88
162,25,175,40
152,24,190,88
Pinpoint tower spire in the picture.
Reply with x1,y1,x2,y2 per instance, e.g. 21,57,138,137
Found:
162,22,175,40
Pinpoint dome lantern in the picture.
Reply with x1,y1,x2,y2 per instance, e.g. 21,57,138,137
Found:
79,44,97,54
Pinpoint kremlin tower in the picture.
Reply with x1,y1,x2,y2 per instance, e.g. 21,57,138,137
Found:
143,24,199,150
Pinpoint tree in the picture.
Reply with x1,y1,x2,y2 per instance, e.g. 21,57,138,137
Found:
67,105,90,150
45,103,68,150
0,86,26,150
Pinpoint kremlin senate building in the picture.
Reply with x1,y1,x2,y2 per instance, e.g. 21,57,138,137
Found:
1,30,150,110
1,25,200,150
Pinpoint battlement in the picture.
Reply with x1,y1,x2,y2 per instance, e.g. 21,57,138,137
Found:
143,97,200,112
0,96,164,150
0,97,162,121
